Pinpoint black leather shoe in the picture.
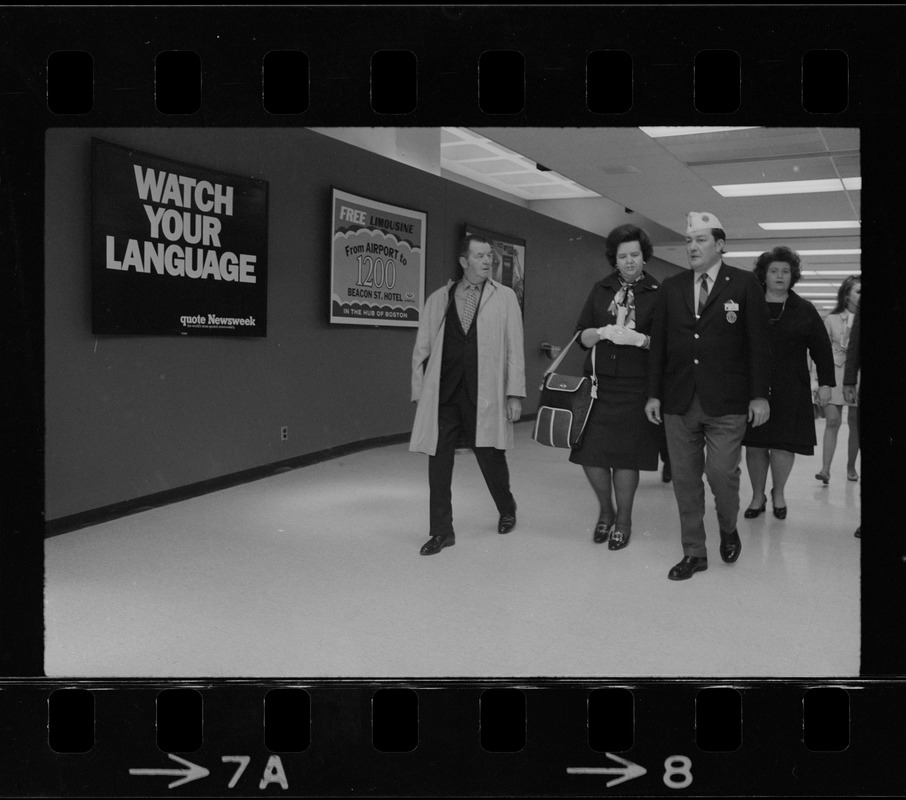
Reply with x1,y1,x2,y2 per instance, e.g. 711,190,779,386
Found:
662,463,672,483
498,507,517,534
772,505,787,519
608,529,631,550
420,534,454,555
854,527,861,538
668,556,708,580
593,521,612,543
744,501,766,519
719,530,742,563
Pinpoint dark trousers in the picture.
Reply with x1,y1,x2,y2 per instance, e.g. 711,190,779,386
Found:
429,387,515,536
664,393,747,557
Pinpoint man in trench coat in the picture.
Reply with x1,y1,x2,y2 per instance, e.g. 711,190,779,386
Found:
410,234,526,555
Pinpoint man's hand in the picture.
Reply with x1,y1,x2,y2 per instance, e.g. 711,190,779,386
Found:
608,325,646,347
506,397,522,422
645,397,662,425
748,397,770,427
843,385,857,405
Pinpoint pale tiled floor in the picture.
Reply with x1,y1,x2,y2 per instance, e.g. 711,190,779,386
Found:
45,421,860,678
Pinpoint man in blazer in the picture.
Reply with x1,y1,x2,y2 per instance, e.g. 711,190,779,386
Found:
410,234,526,556
645,212,772,580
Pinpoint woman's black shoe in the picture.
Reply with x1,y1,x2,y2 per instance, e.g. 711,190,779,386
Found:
772,505,787,519
593,521,613,544
744,502,766,519
608,529,631,550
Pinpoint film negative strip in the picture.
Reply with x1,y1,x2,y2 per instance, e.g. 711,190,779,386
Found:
1,4,903,797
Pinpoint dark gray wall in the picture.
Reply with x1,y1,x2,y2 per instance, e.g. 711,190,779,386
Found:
45,128,683,521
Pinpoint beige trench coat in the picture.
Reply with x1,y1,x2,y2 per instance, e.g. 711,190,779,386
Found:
409,279,526,455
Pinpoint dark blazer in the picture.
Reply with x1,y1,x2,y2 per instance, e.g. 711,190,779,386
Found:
647,262,772,416
438,285,479,405
574,271,660,379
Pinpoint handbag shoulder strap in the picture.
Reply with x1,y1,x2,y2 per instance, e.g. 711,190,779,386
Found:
543,330,597,377
541,331,599,396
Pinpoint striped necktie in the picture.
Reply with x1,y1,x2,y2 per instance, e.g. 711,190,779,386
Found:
460,284,480,331
697,273,710,316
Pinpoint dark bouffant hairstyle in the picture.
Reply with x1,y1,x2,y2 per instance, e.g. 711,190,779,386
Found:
754,246,802,289
830,274,861,314
605,224,654,267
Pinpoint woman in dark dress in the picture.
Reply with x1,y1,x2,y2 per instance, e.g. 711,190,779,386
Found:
742,246,835,519
570,224,661,549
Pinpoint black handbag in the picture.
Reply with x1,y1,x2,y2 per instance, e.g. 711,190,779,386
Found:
532,331,598,449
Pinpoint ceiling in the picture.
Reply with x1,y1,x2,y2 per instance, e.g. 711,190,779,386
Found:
442,126,861,312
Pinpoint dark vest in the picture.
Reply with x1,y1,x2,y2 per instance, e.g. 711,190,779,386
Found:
439,284,480,405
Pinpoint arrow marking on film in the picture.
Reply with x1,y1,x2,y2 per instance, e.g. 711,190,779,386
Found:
567,753,648,787
129,753,210,789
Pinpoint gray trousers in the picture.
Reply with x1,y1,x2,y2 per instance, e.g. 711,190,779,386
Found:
664,393,747,558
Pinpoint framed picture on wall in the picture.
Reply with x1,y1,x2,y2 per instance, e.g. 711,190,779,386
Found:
464,225,526,313
330,188,426,327
91,139,269,337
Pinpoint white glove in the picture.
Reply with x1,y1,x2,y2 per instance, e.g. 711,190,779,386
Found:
608,325,647,347
596,325,617,341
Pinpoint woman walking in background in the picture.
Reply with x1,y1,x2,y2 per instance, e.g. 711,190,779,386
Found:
815,275,861,485
742,247,835,519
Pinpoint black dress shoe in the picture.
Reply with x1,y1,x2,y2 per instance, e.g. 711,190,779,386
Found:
668,556,708,580
662,463,672,483
744,502,766,519
608,528,631,550
593,521,613,543
854,527,861,538
420,534,455,555
772,505,787,520
498,507,517,534
719,529,742,563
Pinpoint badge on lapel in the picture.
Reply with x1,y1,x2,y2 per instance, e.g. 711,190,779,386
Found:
725,300,739,324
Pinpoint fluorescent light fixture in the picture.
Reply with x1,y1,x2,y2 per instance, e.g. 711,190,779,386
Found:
801,270,862,277
842,177,862,191
795,282,848,288
714,179,848,197
758,221,860,231
798,249,861,256
640,126,760,138
797,292,839,298
725,249,861,258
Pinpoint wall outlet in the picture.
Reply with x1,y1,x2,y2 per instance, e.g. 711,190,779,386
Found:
280,426,288,441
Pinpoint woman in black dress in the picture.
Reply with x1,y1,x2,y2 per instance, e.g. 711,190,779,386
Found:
742,246,835,519
570,224,661,549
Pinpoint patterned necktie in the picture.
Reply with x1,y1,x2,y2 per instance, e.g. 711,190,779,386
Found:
461,284,479,331
697,273,710,316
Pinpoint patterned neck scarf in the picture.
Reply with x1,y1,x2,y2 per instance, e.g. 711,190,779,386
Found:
607,274,643,328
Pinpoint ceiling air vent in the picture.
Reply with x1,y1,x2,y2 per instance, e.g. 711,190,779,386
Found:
598,165,641,175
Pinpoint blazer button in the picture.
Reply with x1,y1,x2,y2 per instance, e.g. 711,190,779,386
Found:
611,354,616,359
694,359,699,364
694,333,700,339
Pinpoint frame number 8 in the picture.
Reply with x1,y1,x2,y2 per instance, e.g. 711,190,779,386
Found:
663,755,693,789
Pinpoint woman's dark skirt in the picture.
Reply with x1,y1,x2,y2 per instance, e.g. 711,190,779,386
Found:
742,428,815,456
568,377,660,470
